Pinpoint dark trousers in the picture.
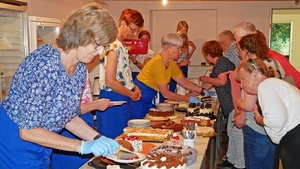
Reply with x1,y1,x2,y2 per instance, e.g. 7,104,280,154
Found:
279,123,300,169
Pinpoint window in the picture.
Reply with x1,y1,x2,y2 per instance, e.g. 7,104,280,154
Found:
270,23,291,61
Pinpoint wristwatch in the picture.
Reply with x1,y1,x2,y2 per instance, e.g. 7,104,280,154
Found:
93,134,101,140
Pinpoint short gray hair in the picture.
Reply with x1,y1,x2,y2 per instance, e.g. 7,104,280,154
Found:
161,33,183,48
233,22,257,41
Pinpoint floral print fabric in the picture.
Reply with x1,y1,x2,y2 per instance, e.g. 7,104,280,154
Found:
2,44,87,132
99,39,134,91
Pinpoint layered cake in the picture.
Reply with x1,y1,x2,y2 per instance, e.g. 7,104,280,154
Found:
151,120,183,132
122,127,173,142
118,135,143,152
148,103,175,117
181,116,211,127
141,153,187,169
199,103,213,117
148,108,174,117
186,102,213,118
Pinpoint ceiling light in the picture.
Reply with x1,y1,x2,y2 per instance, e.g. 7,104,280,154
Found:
162,0,167,5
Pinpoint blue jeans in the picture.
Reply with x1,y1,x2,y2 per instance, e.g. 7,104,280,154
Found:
243,125,275,169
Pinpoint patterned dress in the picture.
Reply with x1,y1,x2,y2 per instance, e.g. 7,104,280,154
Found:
50,74,94,169
0,44,86,168
97,39,134,139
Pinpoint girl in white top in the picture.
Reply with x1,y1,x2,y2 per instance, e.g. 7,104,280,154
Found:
235,57,300,169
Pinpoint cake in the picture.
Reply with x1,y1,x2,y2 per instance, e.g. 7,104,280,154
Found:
148,103,175,117
181,116,211,127
117,140,134,151
151,120,183,132
122,127,173,142
149,144,197,166
195,126,216,137
199,103,213,117
177,102,189,109
149,108,174,117
186,101,213,118
115,140,137,160
141,153,187,169
118,135,143,152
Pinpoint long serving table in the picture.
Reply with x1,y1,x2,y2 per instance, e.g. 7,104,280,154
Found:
80,100,220,169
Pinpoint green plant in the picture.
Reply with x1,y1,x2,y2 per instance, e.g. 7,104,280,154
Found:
271,23,291,56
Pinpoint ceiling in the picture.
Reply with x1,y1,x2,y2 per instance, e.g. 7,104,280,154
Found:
104,0,293,1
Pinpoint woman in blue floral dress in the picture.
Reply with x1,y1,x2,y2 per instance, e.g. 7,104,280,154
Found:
97,8,144,139
0,5,119,169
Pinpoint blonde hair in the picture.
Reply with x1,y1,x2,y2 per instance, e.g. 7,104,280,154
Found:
56,5,118,53
176,21,189,32
177,32,189,52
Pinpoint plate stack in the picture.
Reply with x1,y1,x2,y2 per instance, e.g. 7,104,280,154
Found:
127,119,151,128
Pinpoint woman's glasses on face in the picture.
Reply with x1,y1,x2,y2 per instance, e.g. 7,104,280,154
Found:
127,25,139,34
94,40,109,55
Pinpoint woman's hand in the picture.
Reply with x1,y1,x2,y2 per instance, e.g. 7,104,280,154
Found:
232,111,246,128
199,76,209,83
254,104,264,126
80,136,119,156
94,99,113,110
131,85,141,101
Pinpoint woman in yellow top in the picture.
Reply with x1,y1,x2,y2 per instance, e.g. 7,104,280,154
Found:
130,33,203,119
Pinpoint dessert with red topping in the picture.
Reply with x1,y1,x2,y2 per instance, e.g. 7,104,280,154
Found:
118,135,143,152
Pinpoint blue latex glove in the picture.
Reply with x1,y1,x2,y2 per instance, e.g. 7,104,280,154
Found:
80,136,119,156
189,96,202,104
203,89,210,96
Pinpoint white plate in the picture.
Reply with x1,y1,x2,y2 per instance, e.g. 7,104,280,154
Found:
106,153,146,163
110,101,127,106
128,119,151,127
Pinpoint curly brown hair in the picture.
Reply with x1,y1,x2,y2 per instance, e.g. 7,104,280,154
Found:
239,30,270,60
202,40,223,58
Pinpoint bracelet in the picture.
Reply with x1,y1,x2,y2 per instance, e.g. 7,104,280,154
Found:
93,134,101,140
134,61,138,65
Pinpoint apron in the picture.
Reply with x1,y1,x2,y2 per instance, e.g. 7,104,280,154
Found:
50,112,94,169
130,79,158,119
96,90,131,139
0,105,52,169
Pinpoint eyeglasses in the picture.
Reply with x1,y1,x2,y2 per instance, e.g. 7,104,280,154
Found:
127,25,139,34
94,39,109,54
247,58,257,70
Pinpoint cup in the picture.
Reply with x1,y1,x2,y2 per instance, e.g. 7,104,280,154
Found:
184,138,195,148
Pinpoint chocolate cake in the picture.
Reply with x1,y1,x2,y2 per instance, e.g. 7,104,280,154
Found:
141,153,187,169
148,108,175,117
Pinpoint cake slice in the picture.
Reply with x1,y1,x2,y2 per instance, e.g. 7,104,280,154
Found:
116,140,137,160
